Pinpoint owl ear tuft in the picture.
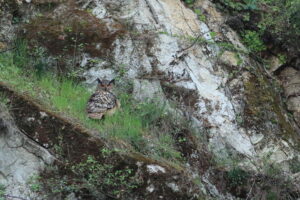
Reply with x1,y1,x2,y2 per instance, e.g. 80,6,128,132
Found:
96,78,102,84
109,79,115,85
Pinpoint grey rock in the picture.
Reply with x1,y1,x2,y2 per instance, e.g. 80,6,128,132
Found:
0,104,54,199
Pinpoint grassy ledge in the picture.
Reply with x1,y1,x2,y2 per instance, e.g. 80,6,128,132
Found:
0,40,182,164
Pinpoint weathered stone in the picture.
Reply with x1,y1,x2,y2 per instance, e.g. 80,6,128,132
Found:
65,193,78,200
250,133,264,145
146,165,166,174
146,184,155,193
279,67,300,125
287,97,300,113
166,182,180,192
132,79,166,102
0,42,6,51
0,104,54,198
219,51,239,67
268,55,282,73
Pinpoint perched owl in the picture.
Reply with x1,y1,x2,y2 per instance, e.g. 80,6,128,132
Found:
86,78,120,119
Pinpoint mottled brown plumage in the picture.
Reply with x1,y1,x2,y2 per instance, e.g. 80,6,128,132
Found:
86,79,120,119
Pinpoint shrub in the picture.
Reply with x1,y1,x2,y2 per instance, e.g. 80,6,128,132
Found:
266,192,278,200
184,0,195,6
227,167,249,187
44,152,138,199
242,30,266,52
70,155,138,197
218,0,258,11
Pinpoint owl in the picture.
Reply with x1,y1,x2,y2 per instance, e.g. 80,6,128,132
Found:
86,78,120,119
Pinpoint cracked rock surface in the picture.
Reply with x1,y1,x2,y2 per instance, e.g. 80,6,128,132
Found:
0,103,54,198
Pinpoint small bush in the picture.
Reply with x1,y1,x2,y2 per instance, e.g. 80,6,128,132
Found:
184,0,195,6
28,175,42,192
227,168,249,187
44,152,138,199
71,155,138,197
242,30,266,53
289,157,300,173
219,0,258,11
266,192,278,200
217,0,300,57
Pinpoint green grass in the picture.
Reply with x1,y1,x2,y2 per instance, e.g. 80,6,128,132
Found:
242,30,266,53
0,184,5,200
0,40,182,163
99,93,144,142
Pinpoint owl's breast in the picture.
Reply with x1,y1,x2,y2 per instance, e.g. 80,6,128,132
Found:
86,91,117,114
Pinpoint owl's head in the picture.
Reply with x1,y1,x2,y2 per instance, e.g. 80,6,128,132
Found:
96,78,115,91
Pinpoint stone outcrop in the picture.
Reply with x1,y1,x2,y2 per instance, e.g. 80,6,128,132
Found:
0,0,300,199
74,0,299,173
279,67,300,125
0,103,54,199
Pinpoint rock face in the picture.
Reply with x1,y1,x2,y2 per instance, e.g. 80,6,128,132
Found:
79,0,255,160
75,0,299,171
1,0,300,199
0,103,54,198
279,67,300,125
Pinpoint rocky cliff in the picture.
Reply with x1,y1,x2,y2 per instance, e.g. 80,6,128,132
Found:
0,0,299,199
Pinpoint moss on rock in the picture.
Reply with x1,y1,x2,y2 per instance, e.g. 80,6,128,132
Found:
243,69,298,144
24,8,126,58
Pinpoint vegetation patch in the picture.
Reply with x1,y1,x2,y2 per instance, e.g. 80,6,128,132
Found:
24,6,125,70
242,30,266,53
214,0,300,60
42,149,139,199
0,84,201,199
243,70,298,143
0,40,184,165
209,166,300,199
0,34,211,198
0,185,5,200
0,81,202,199
183,0,196,7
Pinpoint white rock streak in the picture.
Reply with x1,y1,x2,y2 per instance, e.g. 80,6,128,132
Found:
85,0,256,158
